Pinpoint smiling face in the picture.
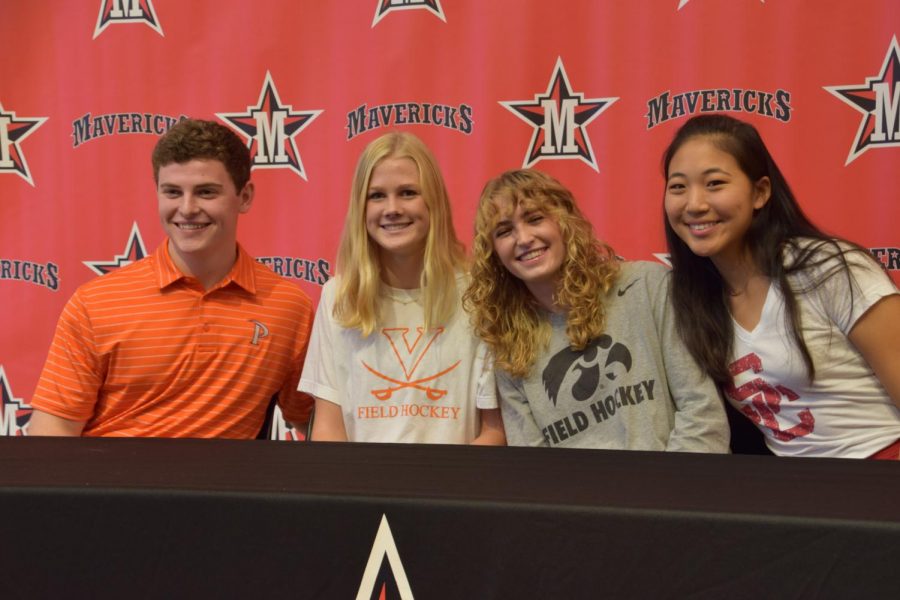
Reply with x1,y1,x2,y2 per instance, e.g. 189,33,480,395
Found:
364,156,431,263
491,197,565,310
664,136,770,271
157,158,253,278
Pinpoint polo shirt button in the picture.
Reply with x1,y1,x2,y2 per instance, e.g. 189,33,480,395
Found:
203,323,210,332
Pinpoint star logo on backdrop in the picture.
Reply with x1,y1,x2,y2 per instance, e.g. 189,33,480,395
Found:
0,365,31,436
0,102,47,187
83,222,148,275
216,72,323,181
372,0,446,27
93,0,163,39
677,0,765,9
825,36,900,165
500,57,617,172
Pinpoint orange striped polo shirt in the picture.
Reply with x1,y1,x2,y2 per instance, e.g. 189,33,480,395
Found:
31,241,314,438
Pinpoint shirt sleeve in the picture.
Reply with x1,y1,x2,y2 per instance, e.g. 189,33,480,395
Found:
647,265,731,453
474,340,499,410
31,290,105,421
814,248,899,334
298,280,342,405
497,369,548,447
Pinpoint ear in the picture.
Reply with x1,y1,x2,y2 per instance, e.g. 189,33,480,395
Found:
238,181,255,214
752,176,771,210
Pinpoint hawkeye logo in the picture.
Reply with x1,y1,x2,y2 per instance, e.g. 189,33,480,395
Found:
646,88,792,129
363,327,460,401
1,366,31,436
346,102,473,140
372,0,446,27
217,72,323,181
356,515,414,600
72,113,187,148
0,101,48,187
83,222,148,276
500,57,617,172
93,0,163,39
825,36,900,165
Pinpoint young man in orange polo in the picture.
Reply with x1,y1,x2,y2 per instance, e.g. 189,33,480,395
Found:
29,119,314,437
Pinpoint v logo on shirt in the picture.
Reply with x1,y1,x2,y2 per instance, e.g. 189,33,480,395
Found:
362,327,460,401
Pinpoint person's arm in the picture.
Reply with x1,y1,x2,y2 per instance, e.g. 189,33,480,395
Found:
30,291,103,434
650,267,730,453
848,294,900,409
471,408,506,446
310,397,348,441
27,409,86,436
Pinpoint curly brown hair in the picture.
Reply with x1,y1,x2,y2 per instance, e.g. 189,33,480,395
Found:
463,169,620,378
151,119,251,191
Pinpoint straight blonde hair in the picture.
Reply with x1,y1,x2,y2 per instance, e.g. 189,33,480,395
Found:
335,132,465,335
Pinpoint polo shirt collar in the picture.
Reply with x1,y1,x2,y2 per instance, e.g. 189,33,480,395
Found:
153,240,258,294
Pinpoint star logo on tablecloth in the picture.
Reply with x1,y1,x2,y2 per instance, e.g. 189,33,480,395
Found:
216,72,322,181
93,0,163,39
372,0,446,27
0,365,31,436
825,36,900,165
0,102,47,187
500,57,617,172
83,222,148,275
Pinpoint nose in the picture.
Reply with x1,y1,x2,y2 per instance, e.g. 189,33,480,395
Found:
179,193,200,216
513,224,534,247
383,194,402,216
684,187,708,213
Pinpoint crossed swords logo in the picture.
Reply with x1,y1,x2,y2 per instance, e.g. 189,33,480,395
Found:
362,327,460,400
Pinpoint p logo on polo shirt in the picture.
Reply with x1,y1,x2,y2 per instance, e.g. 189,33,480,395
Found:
249,320,270,345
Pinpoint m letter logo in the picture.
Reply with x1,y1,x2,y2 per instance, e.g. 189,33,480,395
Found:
825,36,900,164
500,57,617,172
93,0,163,39
217,72,323,181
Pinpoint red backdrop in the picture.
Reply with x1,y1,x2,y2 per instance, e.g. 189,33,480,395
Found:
2,0,898,438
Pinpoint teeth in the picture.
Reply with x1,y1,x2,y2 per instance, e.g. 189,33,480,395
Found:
519,249,545,261
382,223,409,231
177,223,208,230
689,222,717,231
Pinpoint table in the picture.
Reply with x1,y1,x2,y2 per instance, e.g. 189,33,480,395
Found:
1,437,898,598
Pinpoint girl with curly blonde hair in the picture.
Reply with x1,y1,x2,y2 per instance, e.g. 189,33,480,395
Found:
464,169,728,451
300,132,504,445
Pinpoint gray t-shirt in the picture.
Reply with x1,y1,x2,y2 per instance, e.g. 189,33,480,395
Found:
499,261,729,452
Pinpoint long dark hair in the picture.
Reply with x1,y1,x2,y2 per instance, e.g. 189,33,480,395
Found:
662,114,869,385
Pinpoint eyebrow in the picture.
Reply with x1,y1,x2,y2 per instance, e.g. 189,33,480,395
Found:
667,167,731,181
159,182,224,189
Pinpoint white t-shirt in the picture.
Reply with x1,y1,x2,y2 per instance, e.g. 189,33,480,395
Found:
724,242,900,458
299,274,497,443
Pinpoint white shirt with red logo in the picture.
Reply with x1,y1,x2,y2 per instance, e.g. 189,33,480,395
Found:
725,242,900,458
299,274,496,443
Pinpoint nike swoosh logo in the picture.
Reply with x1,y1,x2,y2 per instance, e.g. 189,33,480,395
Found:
617,280,638,296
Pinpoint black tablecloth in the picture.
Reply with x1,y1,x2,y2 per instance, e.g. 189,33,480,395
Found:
2,437,898,598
